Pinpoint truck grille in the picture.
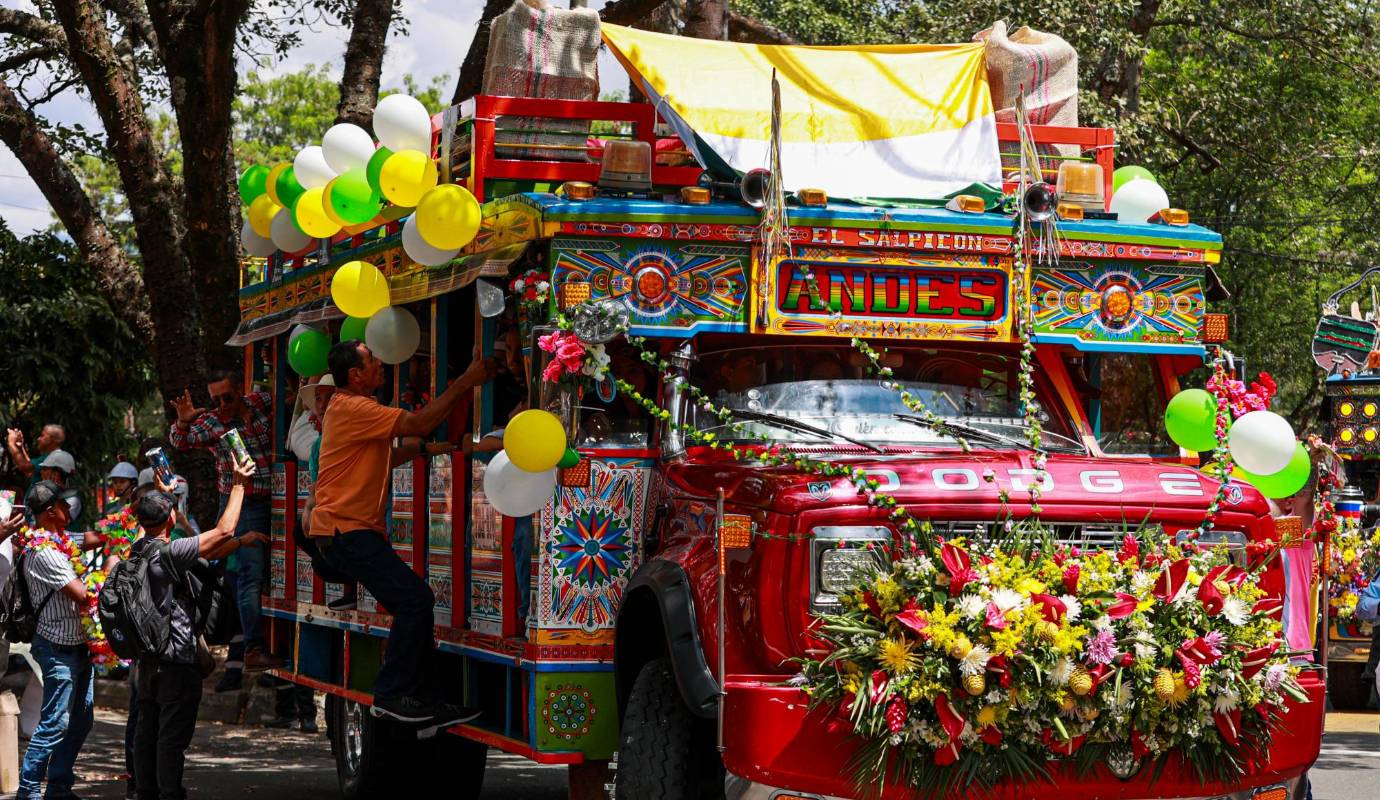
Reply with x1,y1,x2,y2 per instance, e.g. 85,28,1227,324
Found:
931,520,1157,551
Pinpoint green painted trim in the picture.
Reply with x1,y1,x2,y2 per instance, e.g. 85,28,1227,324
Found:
533,671,619,758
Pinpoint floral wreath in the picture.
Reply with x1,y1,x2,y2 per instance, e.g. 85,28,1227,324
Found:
17,527,119,670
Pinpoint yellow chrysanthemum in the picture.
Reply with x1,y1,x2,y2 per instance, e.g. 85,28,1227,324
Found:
879,638,919,676
1169,673,1190,706
976,706,997,727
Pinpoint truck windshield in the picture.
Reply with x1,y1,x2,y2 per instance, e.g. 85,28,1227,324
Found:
689,343,1081,451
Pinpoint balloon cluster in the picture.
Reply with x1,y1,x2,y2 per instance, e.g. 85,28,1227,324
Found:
1108,165,1171,224
238,94,481,265
482,410,580,517
1164,388,1309,499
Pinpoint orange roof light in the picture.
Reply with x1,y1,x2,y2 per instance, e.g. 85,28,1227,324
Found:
945,194,986,214
1150,208,1190,225
561,181,596,201
796,188,828,207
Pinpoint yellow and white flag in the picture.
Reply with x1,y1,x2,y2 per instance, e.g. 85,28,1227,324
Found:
601,24,1001,200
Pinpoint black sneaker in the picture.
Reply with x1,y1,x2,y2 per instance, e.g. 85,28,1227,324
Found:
326,595,357,612
370,694,438,723
214,670,242,694
300,717,319,734
264,715,294,730
431,701,482,728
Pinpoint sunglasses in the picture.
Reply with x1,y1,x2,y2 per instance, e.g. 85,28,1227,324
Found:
208,393,238,409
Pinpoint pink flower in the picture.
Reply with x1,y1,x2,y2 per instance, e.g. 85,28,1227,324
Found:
542,359,565,383
555,340,585,371
1085,628,1117,665
537,331,561,353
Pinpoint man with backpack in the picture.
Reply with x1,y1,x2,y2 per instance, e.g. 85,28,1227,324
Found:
118,460,260,800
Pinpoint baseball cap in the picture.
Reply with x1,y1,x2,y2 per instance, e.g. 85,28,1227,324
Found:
24,480,64,516
137,467,155,488
134,491,175,527
108,462,139,481
41,449,76,475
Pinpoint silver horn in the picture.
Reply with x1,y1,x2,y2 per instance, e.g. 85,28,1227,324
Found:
1023,182,1057,222
740,168,772,209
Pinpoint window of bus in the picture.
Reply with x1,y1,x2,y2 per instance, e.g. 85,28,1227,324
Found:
688,340,1082,452
1065,352,1176,456
531,332,657,449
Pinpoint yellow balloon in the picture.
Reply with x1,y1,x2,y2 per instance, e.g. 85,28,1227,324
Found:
330,260,390,318
378,150,438,207
504,409,567,472
294,186,342,239
321,180,350,228
247,195,281,239
264,163,291,207
414,184,482,250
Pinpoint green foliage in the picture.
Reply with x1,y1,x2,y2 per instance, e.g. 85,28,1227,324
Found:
733,0,1380,429
0,221,155,508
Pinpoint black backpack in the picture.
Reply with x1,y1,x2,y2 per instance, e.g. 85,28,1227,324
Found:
98,539,174,660
0,549,57,644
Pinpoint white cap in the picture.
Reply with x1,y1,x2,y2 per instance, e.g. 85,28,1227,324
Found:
108,462,139,481
138,467,155,487
41,449,75,475
299,374,336,408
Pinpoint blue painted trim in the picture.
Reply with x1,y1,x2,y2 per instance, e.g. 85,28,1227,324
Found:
626,321,748,339
1032,332,1206,356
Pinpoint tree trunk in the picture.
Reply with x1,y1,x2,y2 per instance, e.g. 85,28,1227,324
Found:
0,79,153,342
50,0,208,400
1093,0,1162,114
336,0,395,127
451,0,512,106
682,0,727,40
145,0,251,372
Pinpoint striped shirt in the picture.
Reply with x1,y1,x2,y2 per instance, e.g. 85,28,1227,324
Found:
23,546,83,646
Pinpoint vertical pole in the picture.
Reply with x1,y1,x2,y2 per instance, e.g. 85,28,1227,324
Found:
716,488,726,753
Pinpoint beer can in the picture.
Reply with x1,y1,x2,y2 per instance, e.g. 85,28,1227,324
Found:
221,428,252,467
145,447,175,486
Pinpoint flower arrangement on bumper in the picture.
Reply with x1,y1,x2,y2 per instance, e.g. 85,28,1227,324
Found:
793,526,1307,796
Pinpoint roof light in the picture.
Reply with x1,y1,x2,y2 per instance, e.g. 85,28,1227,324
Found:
561,181,596,201
945,194,986,213
1055,161,1106,211
1056,202,1084,221
597,139,653,193
1150,208,1190,225
796,188,828,207
680,186,710,205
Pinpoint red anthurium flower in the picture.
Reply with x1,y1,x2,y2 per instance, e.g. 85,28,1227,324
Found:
1107,593,1140,619
1206,564,1248,587
863,591,882,618
1214,709,1242,746
1253,597,1284,618
1197,578,1224,616
935,693,966,742
868,670,889,704
1180,636,1220,666
1030,593,1067,623
1153,559,1191,602
896,609,932,640
1129,729,1149,758
1241,643,1278,680
933,740,962,766
986,654,1013,688
1040,728,1086,756
940,541,978,597
1087,663,1110,692
980,725,1002,746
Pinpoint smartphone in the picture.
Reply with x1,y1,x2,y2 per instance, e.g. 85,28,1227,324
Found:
0,489,14,521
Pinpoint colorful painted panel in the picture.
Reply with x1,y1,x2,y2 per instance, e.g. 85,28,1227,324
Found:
269,463,288,600
759,252,1014,342
295,465,314,602
1032,261,1205,354
537,458,649,639
469,458,505,636
551,237,749,337
428,454,455,627
534,672,619,758
390,465,415,551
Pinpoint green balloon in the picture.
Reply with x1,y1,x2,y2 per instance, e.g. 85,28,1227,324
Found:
1234,442,1310,499
557,448,581,469
1164,388,1219,452
339,316,369,342
287,328,331,376
1112,165,1157,195
276,166,306,211
238,165,270,204
366,145,394,196
329,169,383,224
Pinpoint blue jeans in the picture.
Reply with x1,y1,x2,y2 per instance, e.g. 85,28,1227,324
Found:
512,516,533,625
320,530,434,700
20,636,94,798
219,493,270,651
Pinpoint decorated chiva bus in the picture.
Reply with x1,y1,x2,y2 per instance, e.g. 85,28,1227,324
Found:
231,6,1322,799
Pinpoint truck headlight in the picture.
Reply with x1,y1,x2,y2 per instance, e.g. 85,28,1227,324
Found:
811,526,889,612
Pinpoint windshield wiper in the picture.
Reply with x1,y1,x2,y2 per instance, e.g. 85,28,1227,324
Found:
963,419,1085,453
731,408,885,453
890,413,1028,450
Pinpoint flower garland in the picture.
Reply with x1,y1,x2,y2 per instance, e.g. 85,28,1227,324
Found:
795,530,1305,796
1011,225,1048,514
16,527,118,669
1195,352,1236,538
94,507,140,562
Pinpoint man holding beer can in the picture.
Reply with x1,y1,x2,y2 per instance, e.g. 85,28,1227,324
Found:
167,369,281,672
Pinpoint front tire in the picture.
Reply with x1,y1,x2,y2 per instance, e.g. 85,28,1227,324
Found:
418,731,487,797
614,658,723,800
331,696,404,798
1328,661,1371,710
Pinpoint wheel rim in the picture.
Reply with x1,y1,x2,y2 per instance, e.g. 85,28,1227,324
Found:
343,700,365,776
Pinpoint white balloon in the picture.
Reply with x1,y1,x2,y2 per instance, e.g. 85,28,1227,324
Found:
482,451,556,517
373,94,433,153
401,216,461,266
270,208,313,253
240,219,276,257
365,305,421,364
1109,179,1172,224
321,123,377,174
1228,410,1296,475
294,145,337,189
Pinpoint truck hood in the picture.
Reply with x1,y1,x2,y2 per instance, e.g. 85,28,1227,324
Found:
665,449,1270,520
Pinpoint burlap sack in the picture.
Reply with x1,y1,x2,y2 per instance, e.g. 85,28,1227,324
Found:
974,20,1079,162
482,0,601,162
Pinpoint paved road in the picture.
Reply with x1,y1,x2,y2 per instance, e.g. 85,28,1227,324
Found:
15,709,1375,799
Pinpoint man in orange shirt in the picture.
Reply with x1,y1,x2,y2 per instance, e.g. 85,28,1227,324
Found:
312,339,496,726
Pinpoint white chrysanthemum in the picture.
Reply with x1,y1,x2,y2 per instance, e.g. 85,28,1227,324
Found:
1059,594,1082,623
1130,570,1155,596
991,587,1028,613
960,643,992,676
1051,657,1075,686
985,690,1004,705
956,594,987,620
1214,689,1240,714
959,722,978,745
1090,614,1112,631
1222,596,1250,626
1134,641,1157,662
1110,682,1132,710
